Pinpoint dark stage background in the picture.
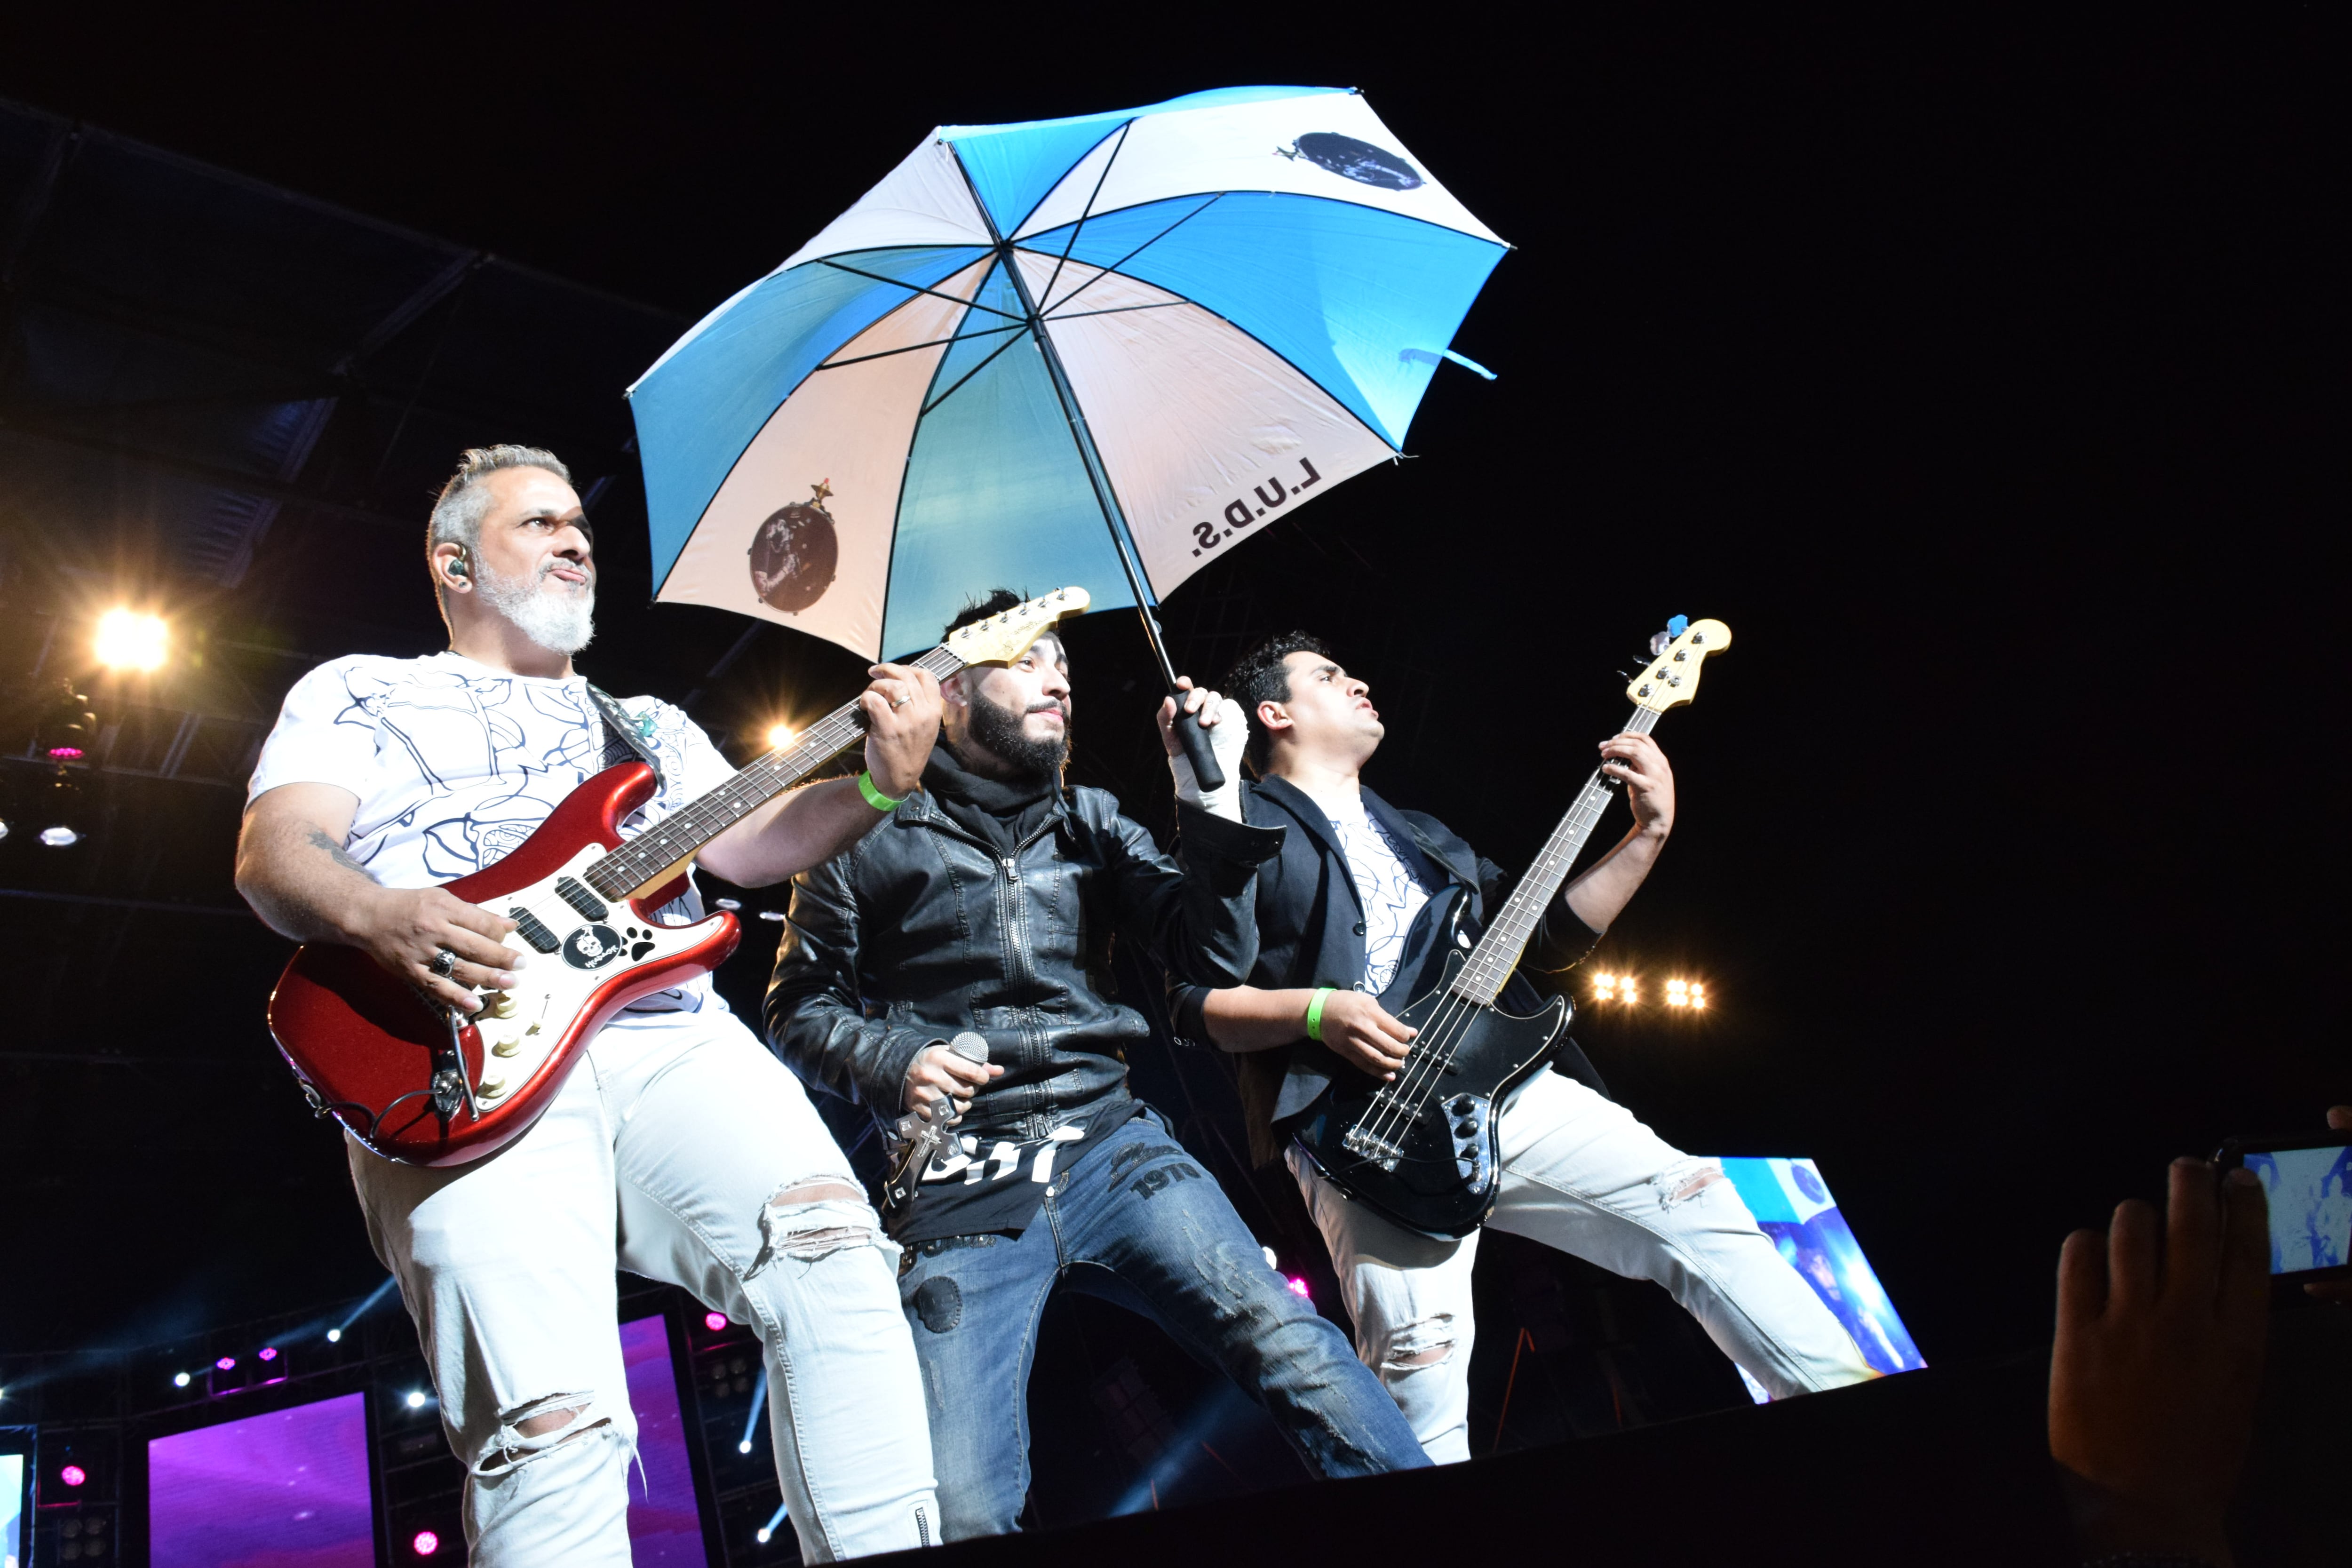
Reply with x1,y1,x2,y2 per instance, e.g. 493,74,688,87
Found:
0,0,2333,1491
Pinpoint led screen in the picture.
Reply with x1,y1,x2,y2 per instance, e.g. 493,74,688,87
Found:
621,1313,707,1562
2244,1144,2352,1274
3,1452,24,1568
1717,1157,1927,1401
149,1390,372,1567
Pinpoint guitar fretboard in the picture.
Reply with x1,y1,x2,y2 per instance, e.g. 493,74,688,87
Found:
583,644,965,901
1449,704,1660,1006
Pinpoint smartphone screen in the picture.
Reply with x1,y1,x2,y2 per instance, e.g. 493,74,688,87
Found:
2241,1143,2352,1276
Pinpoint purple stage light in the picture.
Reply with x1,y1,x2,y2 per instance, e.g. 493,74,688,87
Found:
258,1346,279,1362
1284,1275,1312,1299
412,1528,440,1555
60,1464,86,1487
621,1315,707,1561
704,1312,727,1331
149,1391,372,1568
215,1356,236,1372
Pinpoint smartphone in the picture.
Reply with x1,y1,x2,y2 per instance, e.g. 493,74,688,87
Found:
2214,1131,2352,1281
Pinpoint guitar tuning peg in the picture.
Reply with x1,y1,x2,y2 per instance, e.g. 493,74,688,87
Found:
1646,632,1671,657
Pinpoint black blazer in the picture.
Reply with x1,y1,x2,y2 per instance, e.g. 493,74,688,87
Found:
1168,774,1609,1165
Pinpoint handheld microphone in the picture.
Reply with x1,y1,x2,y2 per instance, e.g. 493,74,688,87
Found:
884,1032,988,1207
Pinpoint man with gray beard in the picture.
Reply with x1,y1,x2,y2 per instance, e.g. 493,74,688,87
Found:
235,446,949,1563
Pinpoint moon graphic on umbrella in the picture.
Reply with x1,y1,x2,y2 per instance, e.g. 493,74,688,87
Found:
747,479,840,612
1281,133,1423,191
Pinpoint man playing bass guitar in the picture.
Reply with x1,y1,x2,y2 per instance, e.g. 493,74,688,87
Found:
1170,632,1873,1464
235,445,946,1563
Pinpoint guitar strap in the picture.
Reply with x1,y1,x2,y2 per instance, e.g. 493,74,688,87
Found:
585,684,667,791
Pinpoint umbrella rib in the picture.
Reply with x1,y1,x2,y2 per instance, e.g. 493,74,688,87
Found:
918,324,1036,417
1037,121,1134,312
1041,301,1188,322
816,320,1026,372
816,259,1025,321
1033,193,1223,318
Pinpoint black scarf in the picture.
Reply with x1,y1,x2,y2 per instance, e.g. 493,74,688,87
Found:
921,742,1060,855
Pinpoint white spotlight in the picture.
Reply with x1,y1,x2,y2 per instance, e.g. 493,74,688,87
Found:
405,1390,428,1409
95,607,168,672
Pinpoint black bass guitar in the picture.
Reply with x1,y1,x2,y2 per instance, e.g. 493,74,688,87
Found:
1291,617,1731,1238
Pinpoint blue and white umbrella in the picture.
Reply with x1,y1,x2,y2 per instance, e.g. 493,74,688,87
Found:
628,84,1507,662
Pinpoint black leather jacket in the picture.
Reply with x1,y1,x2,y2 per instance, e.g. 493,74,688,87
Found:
764,781,1284,1142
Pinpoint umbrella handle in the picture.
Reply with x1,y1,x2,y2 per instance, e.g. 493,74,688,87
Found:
1169,693,1226,794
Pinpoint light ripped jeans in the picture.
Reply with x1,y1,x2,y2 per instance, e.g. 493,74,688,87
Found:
1288,1069,1875,1463
349,997,938,1563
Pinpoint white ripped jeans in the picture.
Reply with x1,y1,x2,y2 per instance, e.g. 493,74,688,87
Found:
1288,1070,1875,1464
348,997,938,1563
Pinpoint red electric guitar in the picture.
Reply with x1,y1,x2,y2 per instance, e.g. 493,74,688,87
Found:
267,587,1089,1167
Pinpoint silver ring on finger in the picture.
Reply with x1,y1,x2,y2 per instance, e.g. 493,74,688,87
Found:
429,948,458,979
890,690,912,709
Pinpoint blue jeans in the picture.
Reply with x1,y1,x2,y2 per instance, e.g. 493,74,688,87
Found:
896,1111,1430,1538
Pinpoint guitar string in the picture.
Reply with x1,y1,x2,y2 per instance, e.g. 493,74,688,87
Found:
1363,702,1661,1148
1353,757,1621,1150
483,643,968,972
1350,772,1607,1154
1349,704,1659,1155
1362,707,1656,1149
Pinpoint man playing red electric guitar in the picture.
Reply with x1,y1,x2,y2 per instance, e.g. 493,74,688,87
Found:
235,445,947,1564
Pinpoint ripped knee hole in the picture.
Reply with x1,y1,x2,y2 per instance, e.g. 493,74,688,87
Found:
476,1395,612,1473
750,1178,882,1272
1657,1162,1728,1207
1379,1314,1458,1371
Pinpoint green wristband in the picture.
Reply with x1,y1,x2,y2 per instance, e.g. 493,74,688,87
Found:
856,770,903,812
1305,987,1335,1042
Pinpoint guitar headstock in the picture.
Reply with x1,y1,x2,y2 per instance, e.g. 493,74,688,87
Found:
943,586,1092,667
1626,616,1732,711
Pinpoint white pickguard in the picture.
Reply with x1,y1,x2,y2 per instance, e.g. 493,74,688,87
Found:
463,843,727,1106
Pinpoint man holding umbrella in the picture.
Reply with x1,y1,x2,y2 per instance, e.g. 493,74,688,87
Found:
1171,633,1878,1464
765,590,1430,1538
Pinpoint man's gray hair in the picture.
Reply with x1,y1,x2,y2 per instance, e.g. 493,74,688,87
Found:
426,444,572,570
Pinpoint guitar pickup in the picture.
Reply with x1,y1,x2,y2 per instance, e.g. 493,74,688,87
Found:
507,907,561,953
554,876,609,921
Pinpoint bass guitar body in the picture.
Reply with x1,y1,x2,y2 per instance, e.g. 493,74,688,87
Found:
1291,892,1570,1240
266,762,740,1167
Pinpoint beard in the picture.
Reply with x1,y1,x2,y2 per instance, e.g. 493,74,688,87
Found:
476,557,596,655
964,687,1071,779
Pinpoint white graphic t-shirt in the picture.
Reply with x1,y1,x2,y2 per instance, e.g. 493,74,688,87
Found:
248,651,736,1007
1295,781,1430,996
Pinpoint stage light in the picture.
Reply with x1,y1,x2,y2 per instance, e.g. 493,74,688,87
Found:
1666,979,1689,1008
39,825,80,848
405,1391,428,1409
326,1329,342,1343
1284,1275,1312,1300
738,1439,754,1454
704,1312,727,1332
215,1357,236,1372
95,608,168,672
412,1528,440,1556
766,722,795,751
757,1527,773,1544
173,1371,191,1388
0,819,10,843
258,1346,279,1362
756,1499,789,1544
60,1465,87,1487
